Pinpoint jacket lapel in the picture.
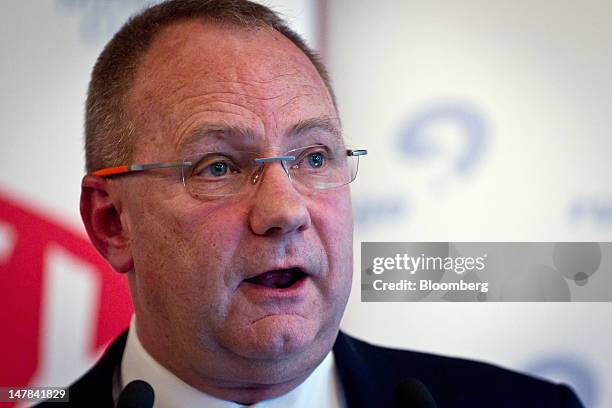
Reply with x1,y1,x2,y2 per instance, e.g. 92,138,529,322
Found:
333,331,388,408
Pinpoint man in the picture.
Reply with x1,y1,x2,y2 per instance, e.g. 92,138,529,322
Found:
40,0,584,407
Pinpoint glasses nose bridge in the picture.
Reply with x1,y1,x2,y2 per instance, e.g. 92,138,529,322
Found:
251,155,295,185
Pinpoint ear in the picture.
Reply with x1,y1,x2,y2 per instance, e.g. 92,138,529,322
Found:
80,175,134,273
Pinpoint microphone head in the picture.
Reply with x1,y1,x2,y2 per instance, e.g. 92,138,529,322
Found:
395,378,437,408
117,379,155,408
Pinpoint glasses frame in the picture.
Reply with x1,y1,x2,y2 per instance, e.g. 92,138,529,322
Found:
91,147,367,196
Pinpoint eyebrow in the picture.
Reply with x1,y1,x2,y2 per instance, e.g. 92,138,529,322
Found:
177,122,258,155
177,115,342,155
288,116,342,140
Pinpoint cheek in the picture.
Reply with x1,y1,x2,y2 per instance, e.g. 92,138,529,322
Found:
127,195,249,320
309,188,354,288
311,187,353,247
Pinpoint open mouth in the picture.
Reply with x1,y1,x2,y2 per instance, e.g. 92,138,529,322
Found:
244,267,306,289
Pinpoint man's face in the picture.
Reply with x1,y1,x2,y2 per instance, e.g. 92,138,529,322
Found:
114,21,353,384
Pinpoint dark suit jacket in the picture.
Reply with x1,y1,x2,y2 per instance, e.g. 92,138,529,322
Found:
37,330,584,407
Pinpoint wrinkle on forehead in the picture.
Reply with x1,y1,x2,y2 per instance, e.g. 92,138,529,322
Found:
176,114,342,159
214,70,305,85
155,72,323,108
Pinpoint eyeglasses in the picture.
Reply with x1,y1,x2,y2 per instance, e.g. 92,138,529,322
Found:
92,144,367,199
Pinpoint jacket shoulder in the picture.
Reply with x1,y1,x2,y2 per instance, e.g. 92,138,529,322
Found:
334,332,583,408
35,330,128,407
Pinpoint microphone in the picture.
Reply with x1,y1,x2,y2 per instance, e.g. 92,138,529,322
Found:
395,378,437,408
116,380,155,408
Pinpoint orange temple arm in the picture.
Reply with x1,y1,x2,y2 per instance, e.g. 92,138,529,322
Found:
92,166,130,177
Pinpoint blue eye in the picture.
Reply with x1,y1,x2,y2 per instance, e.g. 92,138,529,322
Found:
191,154,241,180
208,161,228,177
308,153,324,168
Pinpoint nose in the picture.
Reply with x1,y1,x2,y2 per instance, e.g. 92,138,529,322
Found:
248,161,311,236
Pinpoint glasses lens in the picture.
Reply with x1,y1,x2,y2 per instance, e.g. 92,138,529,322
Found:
185,151,254,198
288,145,358,190
183,146,362,200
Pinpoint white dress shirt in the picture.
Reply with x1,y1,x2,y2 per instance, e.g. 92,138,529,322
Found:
117,316,346,407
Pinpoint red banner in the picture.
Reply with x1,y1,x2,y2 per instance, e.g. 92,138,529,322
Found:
0,190,132,406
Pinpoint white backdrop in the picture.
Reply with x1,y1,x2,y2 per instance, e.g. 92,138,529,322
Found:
0,1,610,407
330,2,612,407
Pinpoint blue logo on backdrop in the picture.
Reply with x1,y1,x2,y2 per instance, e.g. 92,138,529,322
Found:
56,0,149,44
397,103,488,175
354,103,488,228
570,196,612,229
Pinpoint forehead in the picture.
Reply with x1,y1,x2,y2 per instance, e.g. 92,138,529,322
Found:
127,19,338,160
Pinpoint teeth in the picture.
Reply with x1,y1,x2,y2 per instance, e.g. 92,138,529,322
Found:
245,268,304,289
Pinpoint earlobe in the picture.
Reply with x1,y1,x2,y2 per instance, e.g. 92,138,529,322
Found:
80,175,134,273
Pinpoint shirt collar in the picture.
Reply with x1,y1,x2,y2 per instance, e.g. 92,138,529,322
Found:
119,315,346,408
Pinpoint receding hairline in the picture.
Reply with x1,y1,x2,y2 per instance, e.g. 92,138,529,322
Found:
130,17,326,89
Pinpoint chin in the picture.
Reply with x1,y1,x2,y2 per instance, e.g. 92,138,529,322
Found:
234,314,323,360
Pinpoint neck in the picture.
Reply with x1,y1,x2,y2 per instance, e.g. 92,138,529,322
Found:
132,319,329,404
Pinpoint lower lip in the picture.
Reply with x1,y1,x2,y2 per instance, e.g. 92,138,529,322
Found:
240,275,309,301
